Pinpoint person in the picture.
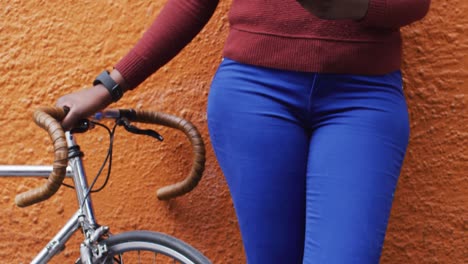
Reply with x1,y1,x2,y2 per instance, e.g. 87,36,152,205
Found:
56,0,431,263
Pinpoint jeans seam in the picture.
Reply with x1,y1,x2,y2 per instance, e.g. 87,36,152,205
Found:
307,73,319,121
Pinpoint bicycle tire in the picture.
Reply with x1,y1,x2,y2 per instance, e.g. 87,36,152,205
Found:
97,230,211,264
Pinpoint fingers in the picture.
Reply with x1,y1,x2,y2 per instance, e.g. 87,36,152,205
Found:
55,86,114,131
55,97,78,131
60,107,79,131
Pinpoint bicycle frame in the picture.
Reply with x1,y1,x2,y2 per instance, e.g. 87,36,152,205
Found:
1,132,105,264
0,166,73,177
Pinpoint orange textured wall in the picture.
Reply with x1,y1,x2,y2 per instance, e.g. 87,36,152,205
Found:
0,1,466,263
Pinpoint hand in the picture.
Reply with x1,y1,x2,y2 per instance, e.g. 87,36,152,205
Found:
297,0,369,20
56,85,113,130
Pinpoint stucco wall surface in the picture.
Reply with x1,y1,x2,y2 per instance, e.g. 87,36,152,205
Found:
0,1,466,263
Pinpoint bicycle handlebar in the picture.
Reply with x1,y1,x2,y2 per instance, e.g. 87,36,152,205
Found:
126,110,206,200
15,107,206,207
15,107,68,207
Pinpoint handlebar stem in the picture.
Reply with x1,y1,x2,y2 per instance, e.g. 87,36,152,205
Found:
66,132,98,227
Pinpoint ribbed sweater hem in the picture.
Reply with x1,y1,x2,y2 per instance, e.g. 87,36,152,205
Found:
223,28,402,75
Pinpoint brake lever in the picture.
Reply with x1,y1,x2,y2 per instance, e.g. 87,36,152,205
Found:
117,119,164,141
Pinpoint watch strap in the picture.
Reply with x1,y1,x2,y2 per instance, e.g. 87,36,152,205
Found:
93,70,123,102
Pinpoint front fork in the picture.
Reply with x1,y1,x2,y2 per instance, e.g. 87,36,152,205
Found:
30,208,110,264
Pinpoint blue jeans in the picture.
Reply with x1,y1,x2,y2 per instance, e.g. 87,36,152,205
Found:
207,58,409,263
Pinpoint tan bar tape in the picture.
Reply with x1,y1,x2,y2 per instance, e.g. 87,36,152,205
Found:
15,107,68,207
15,107,206,206
130,110,206,200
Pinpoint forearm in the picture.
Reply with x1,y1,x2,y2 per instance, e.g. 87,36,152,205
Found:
360,0,431,28
297,0,430,28
297,0,369,20
115,0,219,89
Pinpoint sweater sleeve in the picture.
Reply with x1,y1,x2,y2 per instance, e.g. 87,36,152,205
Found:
360,0,431,29
114,0,219,89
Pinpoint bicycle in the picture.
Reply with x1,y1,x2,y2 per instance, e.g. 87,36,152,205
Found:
0,106,211,264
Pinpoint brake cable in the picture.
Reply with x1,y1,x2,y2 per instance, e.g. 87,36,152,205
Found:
62,117,163,198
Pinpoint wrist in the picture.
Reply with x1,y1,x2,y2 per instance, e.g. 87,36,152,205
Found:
93,70,125,102
93,84,114,105
110,69,129,93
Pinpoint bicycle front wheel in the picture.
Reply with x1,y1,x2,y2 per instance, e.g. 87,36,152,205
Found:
99,231,211,264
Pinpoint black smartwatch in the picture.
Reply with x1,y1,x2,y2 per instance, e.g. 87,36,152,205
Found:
93,70,123,102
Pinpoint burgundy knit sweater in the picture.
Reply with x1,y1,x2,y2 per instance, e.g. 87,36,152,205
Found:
115,0,431,89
